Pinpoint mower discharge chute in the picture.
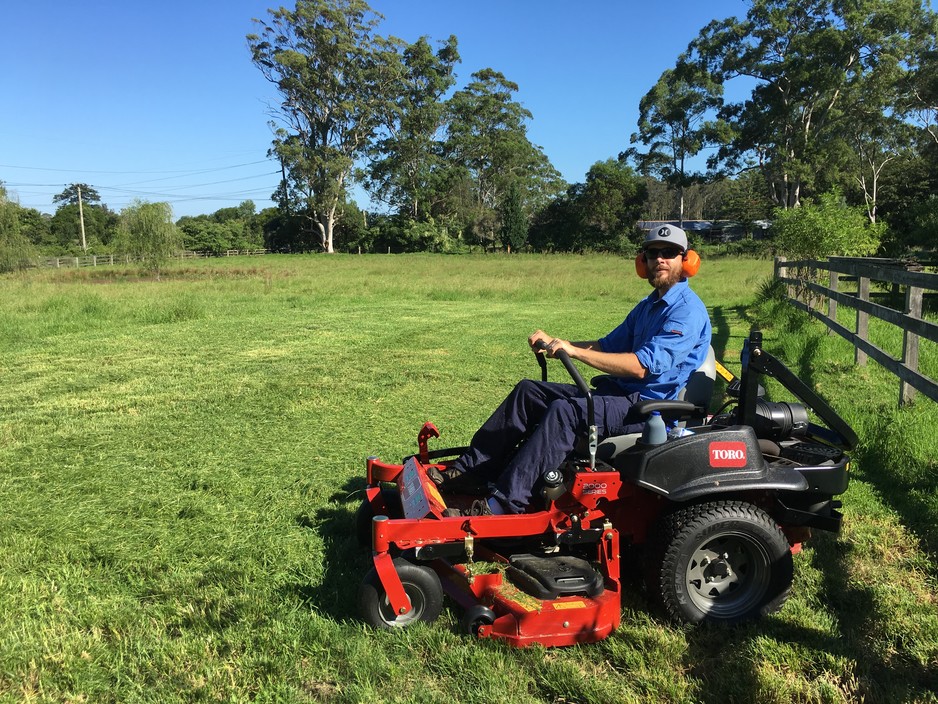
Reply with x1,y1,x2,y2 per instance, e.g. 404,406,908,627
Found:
356,328,854,647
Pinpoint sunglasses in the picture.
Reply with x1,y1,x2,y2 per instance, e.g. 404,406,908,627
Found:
643,246,684,260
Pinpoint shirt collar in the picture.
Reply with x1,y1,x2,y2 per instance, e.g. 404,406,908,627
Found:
646,279,688,305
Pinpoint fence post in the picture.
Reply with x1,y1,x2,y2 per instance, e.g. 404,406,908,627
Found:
855,275,869,367
900,284,923,406
775,256,790,298
828,268,838,333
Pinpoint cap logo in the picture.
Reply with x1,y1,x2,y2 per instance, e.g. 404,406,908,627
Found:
657,227,670,238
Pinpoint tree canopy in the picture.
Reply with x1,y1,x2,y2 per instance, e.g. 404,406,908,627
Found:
683,0,936,211
248,0,401,253
52,183,101,206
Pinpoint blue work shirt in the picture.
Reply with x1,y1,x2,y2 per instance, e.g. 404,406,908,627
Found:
598,280,712,400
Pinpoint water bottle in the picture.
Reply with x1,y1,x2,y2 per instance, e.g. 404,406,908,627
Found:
668,425,695,440
641,410,667,445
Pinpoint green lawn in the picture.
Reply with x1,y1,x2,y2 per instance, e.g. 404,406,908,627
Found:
0,254,935,703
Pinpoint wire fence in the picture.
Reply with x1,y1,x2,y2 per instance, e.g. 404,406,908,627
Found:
34,250,269,269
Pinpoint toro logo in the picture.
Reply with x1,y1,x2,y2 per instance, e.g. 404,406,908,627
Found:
709,441,748,468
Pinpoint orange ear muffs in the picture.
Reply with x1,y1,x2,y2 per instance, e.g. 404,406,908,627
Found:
635,249,700,278
682,250,700,277
635,253,648,278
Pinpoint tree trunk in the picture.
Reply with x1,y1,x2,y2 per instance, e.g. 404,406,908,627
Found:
678,185,685,228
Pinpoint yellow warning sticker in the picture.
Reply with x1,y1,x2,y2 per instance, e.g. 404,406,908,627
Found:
553,601,586,610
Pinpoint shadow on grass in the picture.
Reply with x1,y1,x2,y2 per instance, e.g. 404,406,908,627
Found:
809,529,937,702
285,478,373,622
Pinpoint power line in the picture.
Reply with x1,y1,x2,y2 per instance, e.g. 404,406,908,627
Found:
2,160,282,214
0,159,272,175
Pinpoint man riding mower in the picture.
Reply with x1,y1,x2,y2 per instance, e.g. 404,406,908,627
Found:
355,328,855,647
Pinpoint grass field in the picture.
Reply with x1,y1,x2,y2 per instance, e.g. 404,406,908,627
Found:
0,254,936,703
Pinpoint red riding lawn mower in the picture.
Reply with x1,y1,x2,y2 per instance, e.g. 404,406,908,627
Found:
356,329,856,647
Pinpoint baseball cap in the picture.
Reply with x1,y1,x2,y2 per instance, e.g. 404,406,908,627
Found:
643,224,688,251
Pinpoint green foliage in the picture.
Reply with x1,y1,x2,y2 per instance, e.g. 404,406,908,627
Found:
176,201,263,254
577,160,647,249
116,200,181,276
49,203,120,254
445,68,565,217
902,195,938,249
685,0,937,208
248,0,402,253
498,182,527,251
52,182,101,206
0,187,37,272
626,62,724,223
529,161,646,253
717,171,774,235
16,206,52,250
772,191,884,259
363,35,460,220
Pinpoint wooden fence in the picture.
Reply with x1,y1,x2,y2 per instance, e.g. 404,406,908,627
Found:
36,250,268,269
775,256,938,406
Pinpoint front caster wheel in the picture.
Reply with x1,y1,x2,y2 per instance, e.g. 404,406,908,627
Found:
461,604,496,636
359,558,443,628
647,501,794,624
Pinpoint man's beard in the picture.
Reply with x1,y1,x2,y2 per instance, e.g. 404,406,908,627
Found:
648,265,682,290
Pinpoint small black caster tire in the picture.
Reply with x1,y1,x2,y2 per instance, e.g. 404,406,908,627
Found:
359,558,443,628
461,604,496,636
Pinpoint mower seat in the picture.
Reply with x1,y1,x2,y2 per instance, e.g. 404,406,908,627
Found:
593,346,716,459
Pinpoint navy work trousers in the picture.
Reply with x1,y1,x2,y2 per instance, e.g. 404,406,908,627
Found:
452,379,645,513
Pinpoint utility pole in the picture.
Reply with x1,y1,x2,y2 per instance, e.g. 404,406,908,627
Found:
77,184,87,251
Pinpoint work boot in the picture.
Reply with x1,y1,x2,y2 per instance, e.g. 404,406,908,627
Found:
426,466,490,496
441,498,494,518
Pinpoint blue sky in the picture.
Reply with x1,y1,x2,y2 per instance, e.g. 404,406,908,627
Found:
1,0,746,219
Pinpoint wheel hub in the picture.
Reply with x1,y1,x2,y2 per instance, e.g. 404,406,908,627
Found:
684,531,770,616
696,552,737,594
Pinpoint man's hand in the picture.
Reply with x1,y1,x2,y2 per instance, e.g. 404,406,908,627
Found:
528,329,550,351
529,329,646,379
528,330,574,358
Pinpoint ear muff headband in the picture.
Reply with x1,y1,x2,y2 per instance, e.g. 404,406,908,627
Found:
635,250,700,278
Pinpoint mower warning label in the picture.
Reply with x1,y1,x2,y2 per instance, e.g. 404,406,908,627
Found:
708,441,748,468
400,458,432,519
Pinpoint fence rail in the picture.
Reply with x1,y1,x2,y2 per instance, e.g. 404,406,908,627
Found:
775,256,938,406
35,250,268,269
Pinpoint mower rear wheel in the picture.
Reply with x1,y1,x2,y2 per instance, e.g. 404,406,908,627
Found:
647,501,793,624
359,558,443,629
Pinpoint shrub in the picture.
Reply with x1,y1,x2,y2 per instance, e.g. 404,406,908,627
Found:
772,191,883,260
